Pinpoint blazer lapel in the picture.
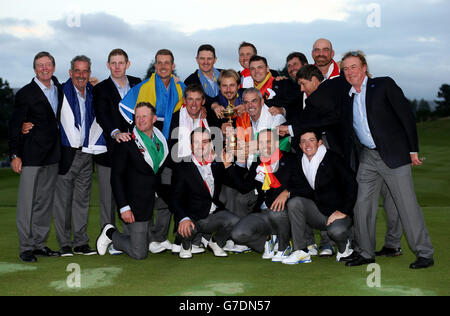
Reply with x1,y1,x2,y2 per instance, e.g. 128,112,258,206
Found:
107,77,123,103
190,161,212,196
30,79,57,117
365,77,374,116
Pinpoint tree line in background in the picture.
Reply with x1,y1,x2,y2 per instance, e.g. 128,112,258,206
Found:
0,75,450,143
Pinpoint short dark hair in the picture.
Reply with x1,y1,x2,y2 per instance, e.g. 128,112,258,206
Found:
197,44,216,58
257,128,279,142
190,126,211,144
135,102,156,115
249,55,268,67
33,51,55,69
286,52,308,66
299,129,322,142
296,64,324,82
155,49,174,63
184,84,206,100
108,48,129,63
239,42,257,55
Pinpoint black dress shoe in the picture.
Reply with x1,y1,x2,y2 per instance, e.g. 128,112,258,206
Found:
409,257,434,269
339,251,360,262
345,254,375,267
375,246,402,257
33,247,60,257
60,246,74,257
74,244,97,255
19,251,37,262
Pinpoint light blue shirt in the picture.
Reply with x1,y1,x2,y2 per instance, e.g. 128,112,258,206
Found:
111,76,130,99
350,76,376,149
34,77,58,115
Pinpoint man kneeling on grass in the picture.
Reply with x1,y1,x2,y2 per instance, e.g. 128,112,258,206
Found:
97,102,168,259
283,129,356,264
172,127,240,259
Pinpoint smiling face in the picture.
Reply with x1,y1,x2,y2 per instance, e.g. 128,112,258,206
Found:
342,56,367,91
191,131,212,162
155,54,175,81
312,39,334,67
249,60,269,85
287,57,304,80
196,50,217,75
34,56,55,86
135,105,157,135
243,90,263,121
239,46,255,69
300,132,323,161
184,90,205,118
258,130,278,159
219,76,239,102
69,60,91,93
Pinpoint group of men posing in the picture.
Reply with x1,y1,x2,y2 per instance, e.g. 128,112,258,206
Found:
8,38,434,269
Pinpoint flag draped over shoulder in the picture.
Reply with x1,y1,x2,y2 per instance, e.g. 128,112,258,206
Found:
119,73,185,139
132,126,168,173
256,149,283,191
59,79,107,154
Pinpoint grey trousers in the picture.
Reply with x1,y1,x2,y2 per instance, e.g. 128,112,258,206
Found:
354,148,434,259
112,221,149,260
97,164,116,228
380,183,403,249
219,185,258,218
177,210,240,249
148,166,172,243
231,208,291,253
287,197,352,253
53,151,93,248
16,164,59,252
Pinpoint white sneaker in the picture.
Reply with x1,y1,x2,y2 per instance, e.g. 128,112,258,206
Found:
231,244,251,253
149,241,166,254
223,240,235,252
336,241,354,262
191,244,205,254
160,240,173,250
108,244,123,255
208,241,228,257
172,243,181,254
307,244,319,256
282,250,312,264
272,246,292,262
201,237,210,249
319,246,335,257
262,240,275,259
179,245,192,259
96,224,114,256
272,235,279,253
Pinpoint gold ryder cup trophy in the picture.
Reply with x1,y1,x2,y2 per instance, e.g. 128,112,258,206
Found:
223,104,237,153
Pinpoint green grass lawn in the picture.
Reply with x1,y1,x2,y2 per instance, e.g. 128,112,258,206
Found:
0,119,449,296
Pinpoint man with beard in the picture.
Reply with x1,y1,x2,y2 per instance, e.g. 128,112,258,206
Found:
311,38,340,80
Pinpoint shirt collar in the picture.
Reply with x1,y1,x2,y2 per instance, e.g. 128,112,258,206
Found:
349,75,368,96
110,76,129,90
34,76,54,91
